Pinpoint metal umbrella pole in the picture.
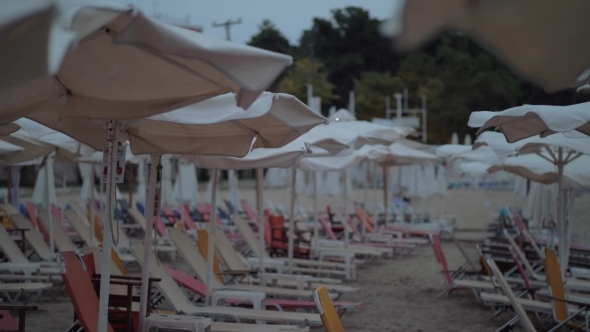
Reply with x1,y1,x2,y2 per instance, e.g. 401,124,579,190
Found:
138,153,160,329
372,162,378,234
256,168,266,285
44,155,54,255
287,166,297,272
205,169,220,305
362,161,369,241
342,169,349,247
97,121,120,332
312,171,319,256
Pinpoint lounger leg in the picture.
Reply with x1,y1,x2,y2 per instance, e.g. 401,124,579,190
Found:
495,315,519,332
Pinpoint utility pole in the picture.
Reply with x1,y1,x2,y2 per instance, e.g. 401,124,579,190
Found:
212,18,242,41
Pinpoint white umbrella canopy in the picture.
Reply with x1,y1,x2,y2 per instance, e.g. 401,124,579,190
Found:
0,141,24,159
450,132,459,145
459,161,491,178
330,121,413,147
328,108,356,122
523,182,558,229
24,92,326,156
464,134,472,146
378,142,439,166
436,144,472,160
173,160,198,205
469,102,590,142
0,0,293,125
1,1,57,92
383,0,590,91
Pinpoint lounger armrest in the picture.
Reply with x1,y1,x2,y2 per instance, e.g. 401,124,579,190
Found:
94,274,162,283
216,270,257,276
0,304,37,311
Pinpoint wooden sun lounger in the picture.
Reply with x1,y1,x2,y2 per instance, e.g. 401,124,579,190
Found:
130,240,322,325
167,228,338,300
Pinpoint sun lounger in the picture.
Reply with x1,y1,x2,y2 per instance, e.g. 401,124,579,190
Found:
0,225,59,276
166,266,360,313
232,214,348,281
167,228,339,299
130,240,322,325
0,304,38,332
210,227,357,294
36,209,77,253
313,286,345,332
9,214,53,262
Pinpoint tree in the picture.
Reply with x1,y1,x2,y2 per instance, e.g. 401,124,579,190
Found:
298,7,400,108
247,20,291,55
248,20,292,91
277,58,336,106
354,72,404,120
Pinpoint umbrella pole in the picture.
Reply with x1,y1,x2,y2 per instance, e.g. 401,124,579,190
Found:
383,165,389,229
128,163,134,208
362,161,369,241
287,167,297,272
256,168,265,284
206,169,220,305
138,153,159,330
97,121,120,332
178,160,183,224
7,166,11,204
313,171,319,256
89,164,95,247
45,156,54,255
372,162,378,234
556,148,568,276
342,170,349,247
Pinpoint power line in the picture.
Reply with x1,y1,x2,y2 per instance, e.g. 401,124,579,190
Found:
212,18,242,41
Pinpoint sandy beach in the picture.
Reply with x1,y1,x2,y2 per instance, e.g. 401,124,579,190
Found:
20,186,590,331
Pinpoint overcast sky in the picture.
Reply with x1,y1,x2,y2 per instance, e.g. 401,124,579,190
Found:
116,0,398,44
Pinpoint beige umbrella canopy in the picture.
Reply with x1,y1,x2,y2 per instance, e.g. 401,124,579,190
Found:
0,1,56,92
0,0,293,125
384,0,590,91
20,92,325,156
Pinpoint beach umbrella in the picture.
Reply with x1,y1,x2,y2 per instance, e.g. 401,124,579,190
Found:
172,160,198,207
523,182,557,229
469,102,590,142
459,161,492,178
470,119,590,274
451,132,459,145
464,134,472,146
328,109,356,122
1,1,57,92
16,91,325,328
331,121,413,146
264,168,288,188
0,0,293,127
382,0,590,91
193,124,356,299
377,143,439,228
435,144,472,160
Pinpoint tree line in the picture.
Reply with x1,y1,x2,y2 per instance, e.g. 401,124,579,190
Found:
247,7,589,144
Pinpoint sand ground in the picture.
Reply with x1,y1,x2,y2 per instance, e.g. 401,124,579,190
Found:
18,187,590,331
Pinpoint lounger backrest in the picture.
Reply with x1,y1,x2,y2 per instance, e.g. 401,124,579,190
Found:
214,226,248,271
334,209,357,238
543,248,568,323
61,251,116,332
241,199,258,223
168,228,223,289
486,258,536,332
64,210,94,245
25,202,48,241
10,214,53,261
37,209,77,252
130,240,195,313
79,247,124,276
353,204,374,233
165,266,207,297
196,230,224,283
313,286,345,332
429,234,453,287
0,225,29,263
182,205,197,230
502,229,537,277
317,216,337,241
232,214,266,258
